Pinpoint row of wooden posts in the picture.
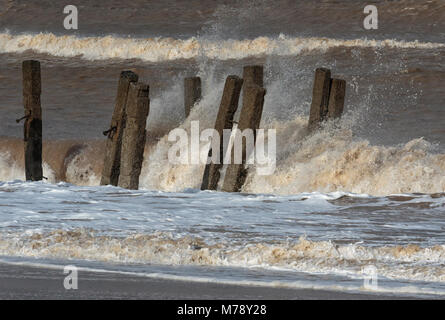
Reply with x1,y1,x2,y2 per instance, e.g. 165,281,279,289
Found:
18,60,345,191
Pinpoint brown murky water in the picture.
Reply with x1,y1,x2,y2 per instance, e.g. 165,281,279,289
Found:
0,0,444,298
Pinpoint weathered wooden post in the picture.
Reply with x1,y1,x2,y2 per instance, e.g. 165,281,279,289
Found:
201,75,243,190
308,68,331,130
118,83,150,190
243,65,263,87
217,65,265,192
327,78,346,119
222,85,266,192
184,77,201,118
21,60,43,181
100,71,138,186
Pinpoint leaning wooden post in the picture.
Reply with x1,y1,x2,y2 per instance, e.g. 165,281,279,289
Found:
21,60,43,181
184,77,201,118
100,71,138,186
243,65,263,87
118,83,150,190
222,85,266,192
327,78,346,119
308,68,331,130
201,76,243,190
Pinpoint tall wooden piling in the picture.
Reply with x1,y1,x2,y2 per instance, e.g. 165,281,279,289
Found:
243,65,263,87
201,76,243,190
100,71,139,186
327,78,346,119
308,68,331,130
118,83,150,190
222,85,266,192
184,77,201,118
22,60,43,181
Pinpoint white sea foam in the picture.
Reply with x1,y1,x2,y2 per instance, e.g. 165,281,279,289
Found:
0,152,23,181
0,230,445,285
0,152,56,183
1,116,443,196
139,112,445,195
0,32,443,62
0,181,443,296
1,30,444,196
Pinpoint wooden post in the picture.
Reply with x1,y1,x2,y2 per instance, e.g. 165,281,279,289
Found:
222,85,266,192
184,77,201,118
308,68,331,130
22,60,43,181
100,71,138,186
118,83,150,190
201,76,243,190
243,65,263,87
328,78,346,119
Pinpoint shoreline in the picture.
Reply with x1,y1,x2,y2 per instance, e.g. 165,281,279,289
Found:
0,262,430,300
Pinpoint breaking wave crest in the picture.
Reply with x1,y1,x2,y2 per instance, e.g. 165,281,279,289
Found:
1,229,444,284
0,32,444,62
0,31,443,196
139,113,445,196
1,118,444,196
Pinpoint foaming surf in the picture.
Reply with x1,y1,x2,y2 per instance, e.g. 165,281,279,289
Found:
0,13,444,298
0,181,444,297
1,43,443,196
1,229,445,283
0,32,444,62
1,116,444,195
139,111,445,196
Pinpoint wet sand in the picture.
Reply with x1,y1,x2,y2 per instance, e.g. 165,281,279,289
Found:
0,262,424,300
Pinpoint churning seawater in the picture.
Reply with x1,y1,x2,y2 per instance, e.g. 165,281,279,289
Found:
0,181,444,297
0,0,444,297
